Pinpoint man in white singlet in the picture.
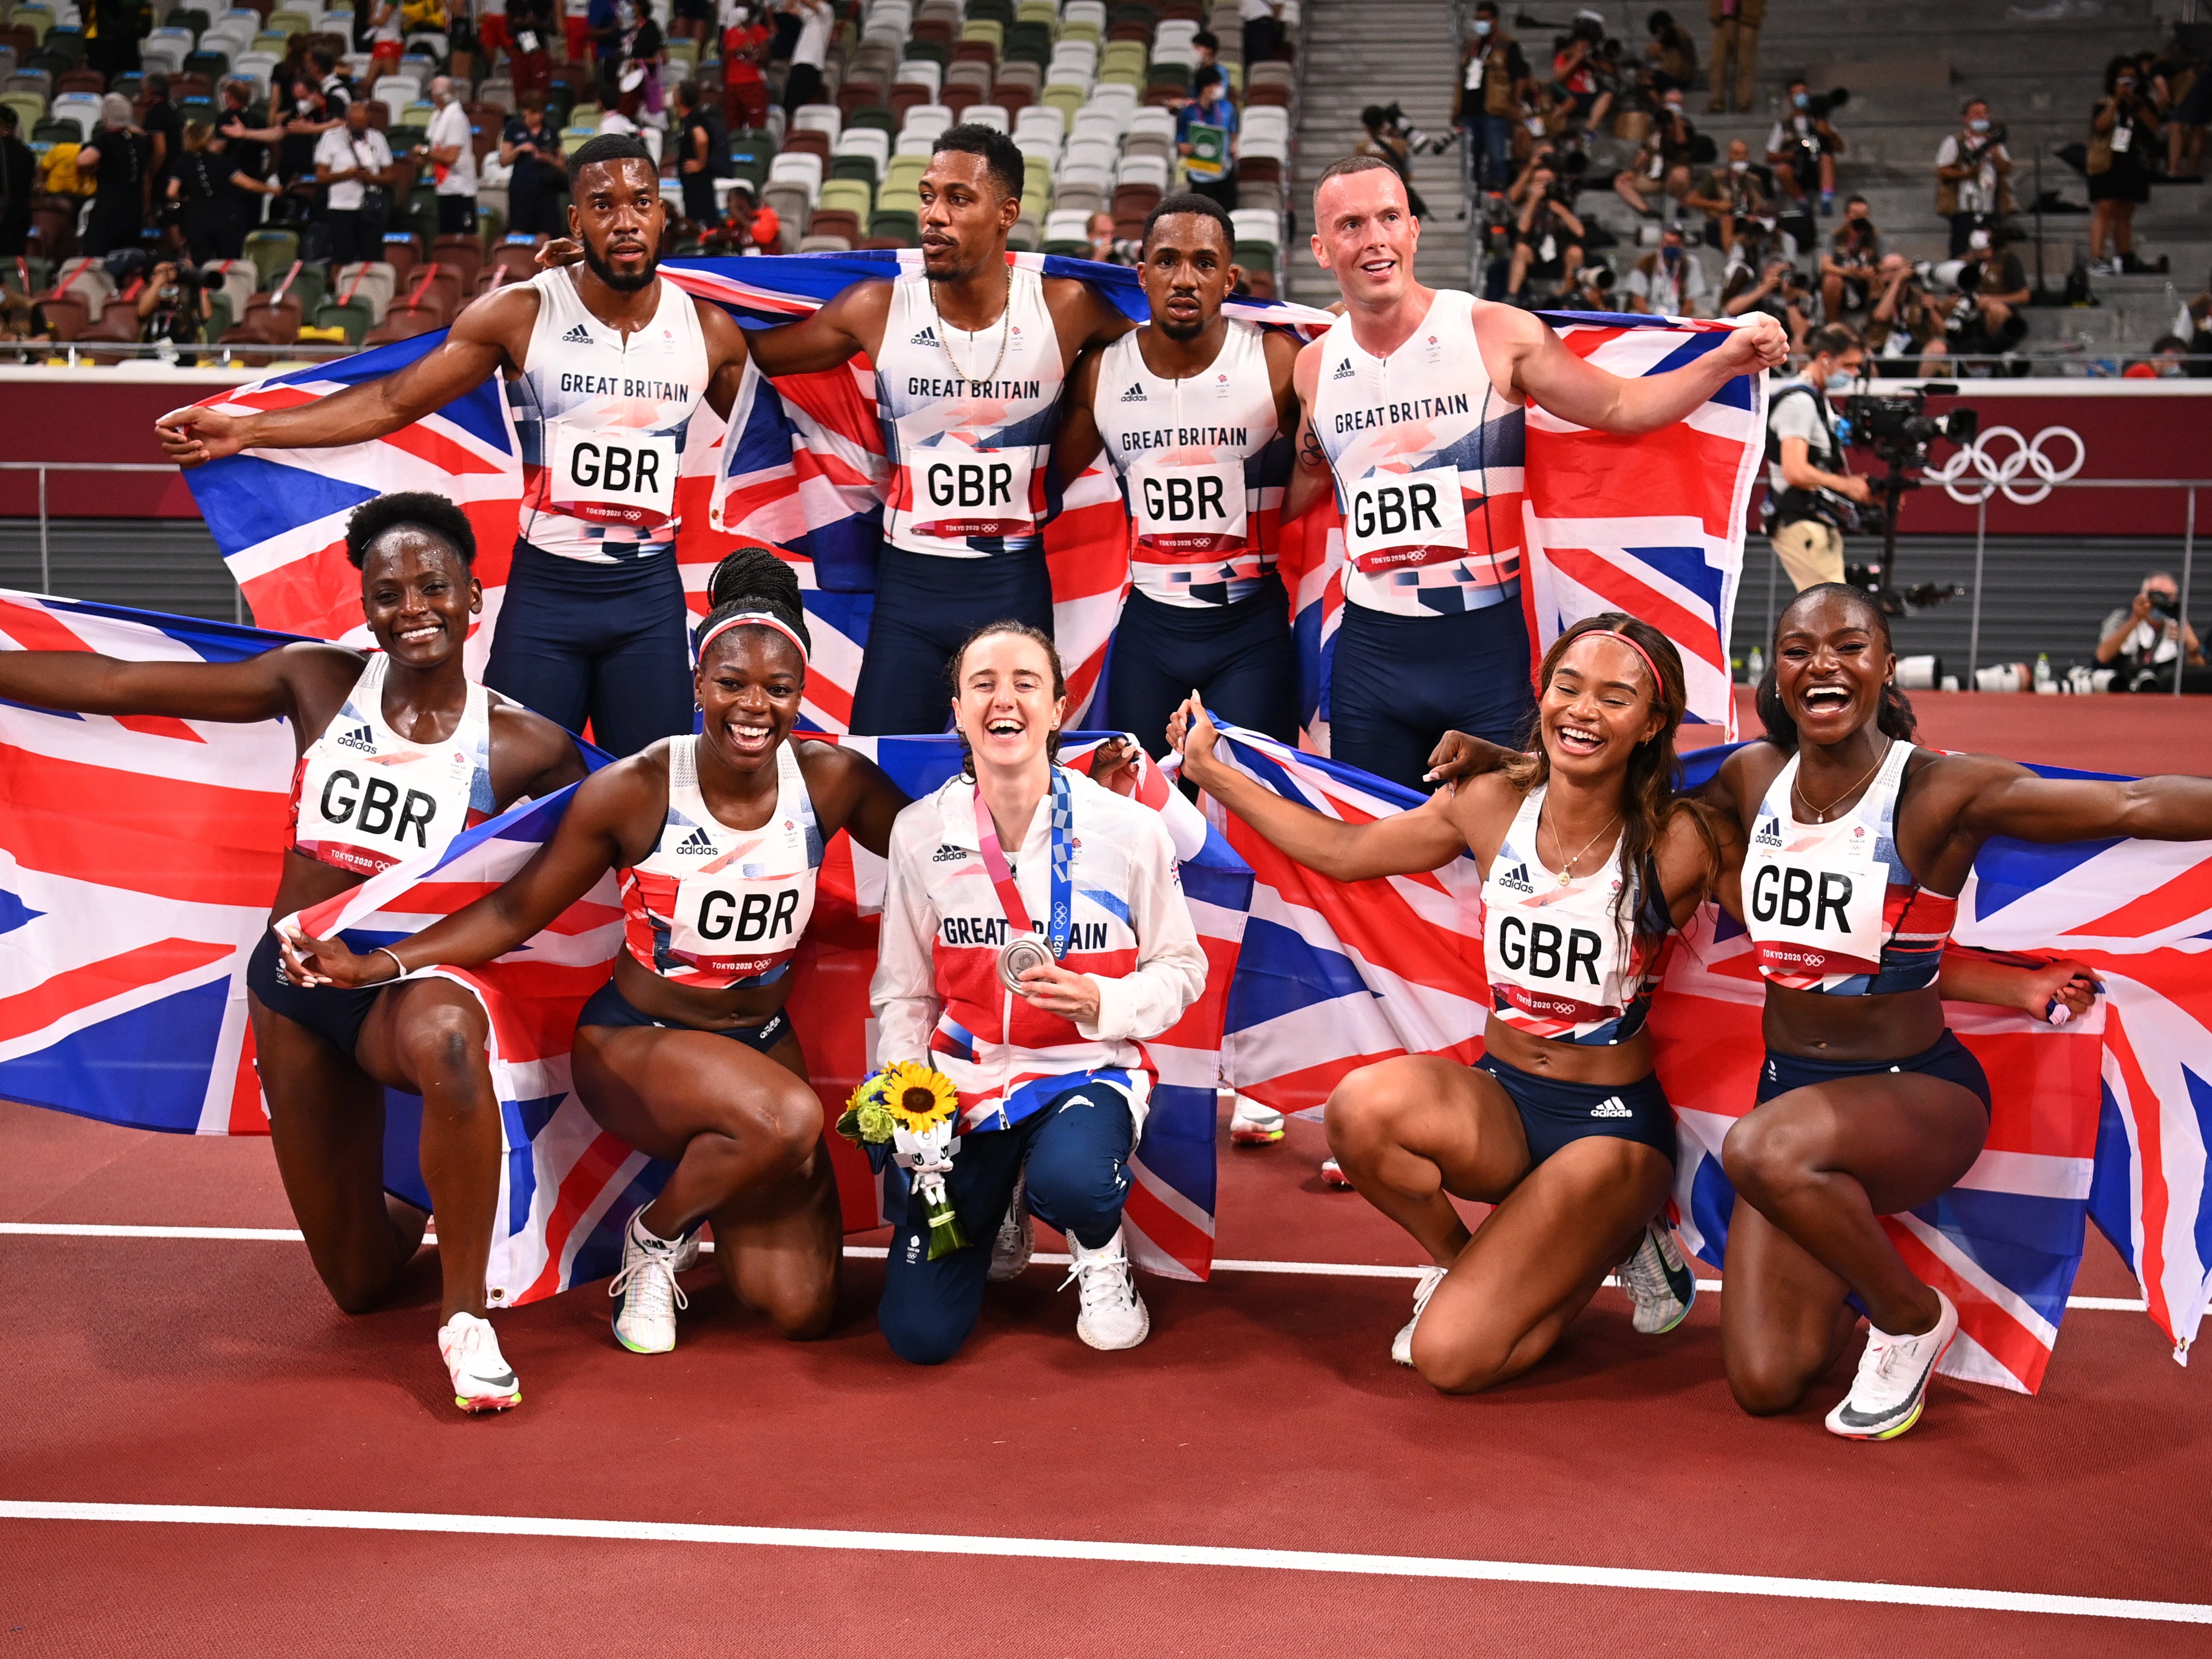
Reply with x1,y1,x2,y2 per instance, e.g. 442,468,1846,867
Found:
745,124,1137,736
1285,155,1787,791
1056,191,1302,759
155,135,761,757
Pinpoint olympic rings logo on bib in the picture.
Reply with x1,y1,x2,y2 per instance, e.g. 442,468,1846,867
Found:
1930,425,2085,508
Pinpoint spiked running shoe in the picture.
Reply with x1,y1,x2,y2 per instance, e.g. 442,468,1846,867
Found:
1061,1226,1151,1350
1391,1264,1448,1368
987,1170,1035,1283
438,1311,521,1413
1320,1156,1355,1190
608,1210,692,1354
1825,1289,1959,1441
1229,1094,1286,1145
1618,1221,1698,1335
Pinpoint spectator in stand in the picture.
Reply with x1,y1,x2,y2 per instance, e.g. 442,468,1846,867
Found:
1241,0,1284,69
500,91,565,234
316,98,397,265
565,0,594,67
587,0,625,84
423,75,478,237
78,96,153,259
1084,209,1136,265
782,0,832,115
1611,85,1695,218
1504,163,1584,305
1706,0,1762,115
215,79,285,249
1357,104,1427,220
0,107,34,259
367,0,407,78
720,0,773,130
313,49,354,118
477,0,511,63
616,0,667,123
1180,30,1220,103
1624,222,1709,316
1453,2,1526,197
2130,334,2191,377
1865,253,1949,376
2089,56,2162,275
1818,195,1880,319
2163,38,2207,180
505,0,554,97
133,258,215,346
1177,67,1238,210
1722,245,1814,348
1935,96,2013,257
669,0,715,44
2097,572,2204,690
672,79,722,229
1941,217,2031,368
2179,291,2212,375
142,74,182,201
733,179,779,252
1765,76,1843,214
1682,136,1771,252
83,0,141,79
166,121,258,263
1551,20,1610,133
1645,9,1697,89
1764,321,1870,591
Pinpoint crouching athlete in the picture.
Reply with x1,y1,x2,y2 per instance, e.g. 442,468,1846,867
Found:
282,549,911,1358
870,620,1208,1361
1172,615,1727,1391
0,492,586,1412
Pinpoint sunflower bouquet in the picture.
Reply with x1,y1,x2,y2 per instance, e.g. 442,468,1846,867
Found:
839,1060,971,1260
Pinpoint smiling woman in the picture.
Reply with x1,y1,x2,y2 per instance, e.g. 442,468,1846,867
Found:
283,546,914,1361
0,492,590,1416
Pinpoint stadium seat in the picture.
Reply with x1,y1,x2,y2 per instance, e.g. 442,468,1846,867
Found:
332,259,396,322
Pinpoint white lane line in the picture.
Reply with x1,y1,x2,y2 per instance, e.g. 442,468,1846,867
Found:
0,1224,2176,1314
1,1501,2203,1623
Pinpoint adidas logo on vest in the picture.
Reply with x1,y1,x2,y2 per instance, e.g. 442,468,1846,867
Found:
334,723,376,753
674,826,718,854
911,326,939,346
1590,1096,1633,1119
561,323,593,345
1332,358,1356,379
1120,383,1147,402
1495,861,1535,895
932,844,969,863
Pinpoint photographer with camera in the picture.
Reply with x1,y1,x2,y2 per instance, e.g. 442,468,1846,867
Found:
1504,162,1586,306
133,257,215,349
1818,196,1882,320
313,98,397,266
1454,2,1529,196
1682,137,1772,253
1358,103,1431,221
1613,86,1698,219
1866,253,1949,376
1644,8,1698,90
2097,573,2205,690
1549,13,1614,134
1625,223,1708,316
1763,322,1870,591
1765,77,1845,216
1722,240,1813,350
1935,97,2015,258
2088,56,2163,276
1941,217,2030,370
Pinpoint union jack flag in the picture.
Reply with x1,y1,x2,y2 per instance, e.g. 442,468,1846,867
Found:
1203,723,2212,1393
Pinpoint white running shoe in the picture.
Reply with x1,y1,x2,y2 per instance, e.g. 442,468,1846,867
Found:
437,1311,521,1413
1824,1289,1959,1441
987,1171,1034,1283
608,1211,691,1355
1229,1094,1286,1145
1391,1264,1448,1368
1060,1226,1151,1351
1320,1156,1355,1190
1617,1221,1698,1335
671,1230,703,1273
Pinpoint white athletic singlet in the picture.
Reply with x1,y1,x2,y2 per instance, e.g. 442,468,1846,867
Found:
1743,741,1956,997
1089,320,1289,608
510,266,711,564
1310,288,1527,618
618,736,825,989
289,654,497,877
873,264,1065,557
1480,784,1667,1046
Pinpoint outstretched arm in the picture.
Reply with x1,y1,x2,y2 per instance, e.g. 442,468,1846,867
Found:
1504,304,1786,434
1950,758,2212,846
156,287,529,464
1168,695,1471,880
1938,947,2101,1026
0,639,358,727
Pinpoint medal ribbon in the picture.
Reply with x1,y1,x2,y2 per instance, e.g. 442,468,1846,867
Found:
971,765,1073,961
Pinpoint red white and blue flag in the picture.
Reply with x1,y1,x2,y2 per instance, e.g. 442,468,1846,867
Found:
1200,722,2212,1392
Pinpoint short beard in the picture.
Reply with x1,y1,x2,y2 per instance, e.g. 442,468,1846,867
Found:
1154,305,1210,342
583,236,659,293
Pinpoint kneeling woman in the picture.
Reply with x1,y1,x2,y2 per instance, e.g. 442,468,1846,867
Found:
1171,616,1726,1392
285,549,909,1356
870,622,1208,1363
1705,583,2211,1440
0,493,587,1411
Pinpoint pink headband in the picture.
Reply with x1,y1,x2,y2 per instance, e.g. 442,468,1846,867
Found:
696,610,809,666
1578,628,1664,694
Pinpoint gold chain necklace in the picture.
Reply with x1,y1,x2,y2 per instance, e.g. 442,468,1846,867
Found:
1542,803,1622,889
1792,739,1891,823
930,261,1014,389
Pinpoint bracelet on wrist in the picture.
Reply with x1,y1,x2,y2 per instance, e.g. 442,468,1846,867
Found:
374,947,407,984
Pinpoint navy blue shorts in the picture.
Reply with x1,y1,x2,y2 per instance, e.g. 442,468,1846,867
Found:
577,975,792,1053
848,546,1054,736
1105,575,1300,759
1475,1052,1678,1167
1328,596,1536,792
1756,1029,1992,1114
245,927,381,1058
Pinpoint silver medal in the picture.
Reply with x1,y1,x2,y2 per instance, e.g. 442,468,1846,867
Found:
998,934,1053,993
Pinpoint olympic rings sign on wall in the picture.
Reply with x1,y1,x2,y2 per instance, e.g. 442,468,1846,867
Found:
1928,425,2087,507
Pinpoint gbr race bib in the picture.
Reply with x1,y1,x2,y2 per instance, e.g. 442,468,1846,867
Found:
908,434,1037,539
1743,815,1887,980
1344,464,1468,570
549,423,679,525
1131,459,1247,552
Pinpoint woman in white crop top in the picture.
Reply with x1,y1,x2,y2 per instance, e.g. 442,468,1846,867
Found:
287,550,913,1360
0,494,587,1415
1173,614,1730,1395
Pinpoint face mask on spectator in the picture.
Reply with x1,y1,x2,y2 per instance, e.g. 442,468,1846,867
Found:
1792,92,1809,110
1662,245,1680,265
1473,16,1491,33
1825,367,1856,391
1968,117,1990,133
1968,228,1991,251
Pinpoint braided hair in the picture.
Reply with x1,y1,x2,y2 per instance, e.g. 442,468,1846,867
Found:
1755,582,1917,752
693,545,811,666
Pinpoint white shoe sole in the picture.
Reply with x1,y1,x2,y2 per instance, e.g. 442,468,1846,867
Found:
612,1315,676,1355
1077,1297,1151,1352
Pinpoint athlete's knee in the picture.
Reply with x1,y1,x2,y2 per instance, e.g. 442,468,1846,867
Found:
877,1289,976,1366
755,1074,826,1165
315,1256,398,1317
398,1001,491,1094
1410,1318,1514,1396
1726,1347,1815,1416
758,1267,839,1341
1325,1060,1426,1156
1721,1107,1816,1203
1023,1140,1131,1243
